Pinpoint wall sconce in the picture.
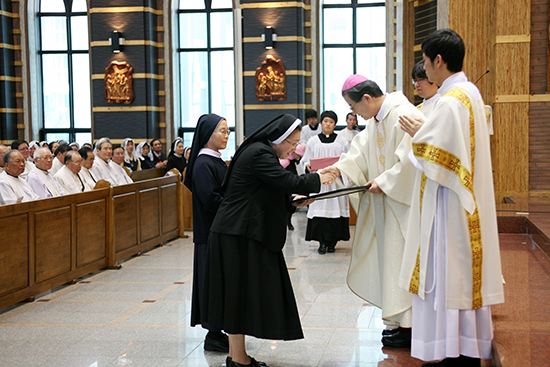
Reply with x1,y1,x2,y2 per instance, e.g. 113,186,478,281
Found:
109,31,125,53
262,26,277,49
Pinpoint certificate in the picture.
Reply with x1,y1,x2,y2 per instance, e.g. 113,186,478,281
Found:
293,184,371,204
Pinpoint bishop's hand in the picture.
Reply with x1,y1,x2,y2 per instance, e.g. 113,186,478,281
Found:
318,166,340,185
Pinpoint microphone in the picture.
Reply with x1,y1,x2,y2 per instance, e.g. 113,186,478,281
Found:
474,70,490,85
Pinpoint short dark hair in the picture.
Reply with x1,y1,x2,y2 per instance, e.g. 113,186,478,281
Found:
412,60,428,80
82,143,93,149
342,80,383,102
150,138,161,146
64,150,79,164
78,146,93,160
421,29,465,73
4,150,19,165
11,140,27,150
346,112,356,120
112,144,123,151
54,143,71,157
320,110,338,124
305,109,318,119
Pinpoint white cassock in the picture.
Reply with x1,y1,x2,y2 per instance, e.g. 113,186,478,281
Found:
0,171,40,205
79,167,97,190
334,91,426,327
300,124,321,144
399,72,505,361
337,127,360,149
26,167,66,198
90,158,116,185
54,165,92,194
301,133,350,220
49,157,64,176
20,161,34,179
109,161,133,185
417,93,441,117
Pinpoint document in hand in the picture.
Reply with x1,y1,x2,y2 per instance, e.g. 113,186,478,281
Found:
293,184,371,204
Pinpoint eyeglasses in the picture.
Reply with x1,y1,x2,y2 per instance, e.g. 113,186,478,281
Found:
349,99,360,111
412,78,427,85
284,139,299,148
215,129,231,136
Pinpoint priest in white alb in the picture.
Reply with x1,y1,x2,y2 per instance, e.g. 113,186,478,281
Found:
91,137,117,185
0,150,40,205
398,29,504,367
54,151,92,194
26,147,66,198
321,75,426,348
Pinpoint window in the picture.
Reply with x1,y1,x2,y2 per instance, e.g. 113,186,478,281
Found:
322,0,386,122
38,0,91,146
178,0,236,160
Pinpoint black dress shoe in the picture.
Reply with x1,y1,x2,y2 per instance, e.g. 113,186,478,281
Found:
422,356,480,367
288,222,295,230
318,243,327,254
327,245,336,253
228,357,268,367
381,327,411,348
204,332,229,352
227,357,268,367
381,327,401,336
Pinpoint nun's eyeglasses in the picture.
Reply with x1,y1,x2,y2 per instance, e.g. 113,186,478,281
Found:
215,129,231,136
284,139,299,148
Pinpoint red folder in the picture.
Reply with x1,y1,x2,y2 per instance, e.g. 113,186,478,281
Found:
309,156,339,171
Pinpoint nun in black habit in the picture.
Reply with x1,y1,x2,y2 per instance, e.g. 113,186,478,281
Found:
184,113,230,353
201,114,334,367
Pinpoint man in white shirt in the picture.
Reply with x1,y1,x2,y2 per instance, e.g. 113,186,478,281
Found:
26,147,66,198
91,137,117,185
110,145,133,185
411,60,440,117
0,150,40,205
337,113,360,148
78,146,97,189
54,150,92,194
0,145,9,173
49,144,71,176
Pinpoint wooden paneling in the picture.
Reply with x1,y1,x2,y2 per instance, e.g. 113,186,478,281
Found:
113,192,138,252
161,183,178,234
76,200,107,267
531,0,548,93
0,214,28,296
530,101,550,190
34,207,72,283
139,187,160,242
495,43,530,95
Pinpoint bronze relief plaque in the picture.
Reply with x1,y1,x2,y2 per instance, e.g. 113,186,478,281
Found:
104,61,135,104
255,55,286,101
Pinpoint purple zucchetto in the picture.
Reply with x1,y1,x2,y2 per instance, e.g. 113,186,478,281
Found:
341,74,369,92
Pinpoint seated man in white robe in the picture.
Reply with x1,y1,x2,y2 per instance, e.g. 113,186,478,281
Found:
110,145,133,185
49,143,71,176
91,137,117,185
26,147,66,198
54,150,92,194
11,140,34,179
0,145,9,174
0,150,40,205
78,146,97,189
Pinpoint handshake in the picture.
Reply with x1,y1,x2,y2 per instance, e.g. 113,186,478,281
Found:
317,166,340,185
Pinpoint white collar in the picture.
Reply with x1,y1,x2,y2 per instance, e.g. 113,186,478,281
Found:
375,94,388,122
438,71,481,99
198,148,222,158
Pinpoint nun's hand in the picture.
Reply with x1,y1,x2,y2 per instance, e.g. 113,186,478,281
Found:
399,114,424,137
292,195,314,207
318,166,340,185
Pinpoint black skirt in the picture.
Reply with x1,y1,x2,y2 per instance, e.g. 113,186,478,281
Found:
305,216,350,243
201,232,304,340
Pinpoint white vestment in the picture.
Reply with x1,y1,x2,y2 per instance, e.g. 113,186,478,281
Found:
337,128,360,149
0,171,40,205
300,124,321,144
49,157,64,176
79,167,97,190
91,158,116,185
26,167,66,198
398,72,505,361
301,134,350,219
54,165,91,194
418,93,441,117
334,91,425,326
109,161,133,185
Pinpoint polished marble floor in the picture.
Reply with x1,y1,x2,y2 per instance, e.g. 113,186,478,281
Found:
1,209,539,367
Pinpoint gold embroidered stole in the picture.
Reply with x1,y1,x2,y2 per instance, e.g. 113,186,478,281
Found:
408,87,483,309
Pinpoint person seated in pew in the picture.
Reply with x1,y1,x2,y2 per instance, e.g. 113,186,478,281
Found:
151,138,168,168
91,137,117,185
82,143,93,149
110,145,134,185
166,138,186,176
0,145,9,173
54,150,92,194
122,138,140,172
69,142,80,151
11,140,34,179
50,143,71,176
78,146,97,189
0,150,40,205
26,147,66,198
136,141,155,170
28,141,39,163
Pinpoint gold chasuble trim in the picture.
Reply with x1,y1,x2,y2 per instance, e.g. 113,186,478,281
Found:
408,173,428,295
411,87,483,309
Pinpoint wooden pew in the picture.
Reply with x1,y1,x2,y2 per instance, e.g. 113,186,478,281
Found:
131,167,167,182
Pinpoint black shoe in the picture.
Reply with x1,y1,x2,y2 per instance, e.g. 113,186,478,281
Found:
327,245,336,253
422,361,446,367
381,327,401,337
381,327,411,348
288,222,294,230
422,355,480,367
227,357,268,367
204,332,229,352
318,244,327,254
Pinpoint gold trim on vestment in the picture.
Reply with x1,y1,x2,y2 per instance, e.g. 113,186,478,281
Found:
411,87,483,309
408,172,427,295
